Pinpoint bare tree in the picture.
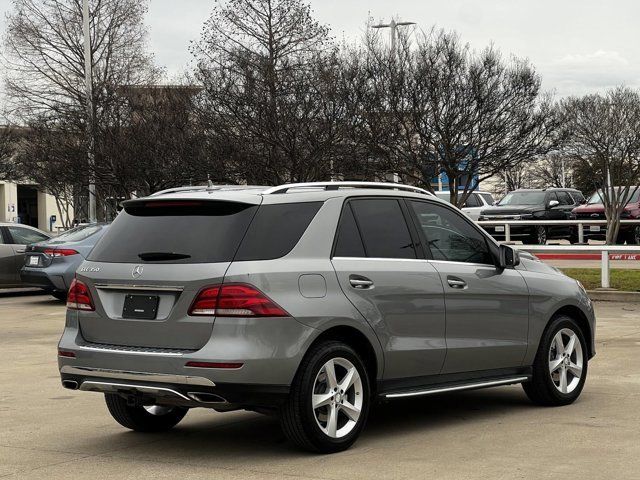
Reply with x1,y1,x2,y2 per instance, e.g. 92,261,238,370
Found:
0,126,17,179
561,87,640,244
3,0,161,213
192,0,358,185
529,154,574,189
352,29,560,207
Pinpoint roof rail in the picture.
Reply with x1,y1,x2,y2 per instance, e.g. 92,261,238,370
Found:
262,182,434,196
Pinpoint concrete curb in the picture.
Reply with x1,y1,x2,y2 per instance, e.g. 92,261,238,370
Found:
588,290,640,302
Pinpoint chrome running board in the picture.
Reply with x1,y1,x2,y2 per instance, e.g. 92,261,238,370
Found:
384,376,530,399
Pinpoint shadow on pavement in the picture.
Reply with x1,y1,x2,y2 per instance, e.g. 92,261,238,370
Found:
92,388,533,458
0,288,49,298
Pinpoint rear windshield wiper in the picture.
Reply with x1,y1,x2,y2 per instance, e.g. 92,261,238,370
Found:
137,252,191,261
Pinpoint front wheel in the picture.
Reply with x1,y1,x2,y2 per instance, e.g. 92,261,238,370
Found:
523,316,588,406
523,226,547,245
280,341,371,453
104,394,188,432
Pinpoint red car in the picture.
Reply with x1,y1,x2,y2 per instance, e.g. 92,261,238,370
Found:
571,187,640,244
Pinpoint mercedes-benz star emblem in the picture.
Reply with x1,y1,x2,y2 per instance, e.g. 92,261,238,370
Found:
132,265,144,279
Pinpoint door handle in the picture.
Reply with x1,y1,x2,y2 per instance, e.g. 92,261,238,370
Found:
15,249,26,254
447,277,467,289
349,275,374,289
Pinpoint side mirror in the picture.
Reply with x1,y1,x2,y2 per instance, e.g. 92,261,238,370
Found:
580,199,587,205
547,200,560,209
498,244,520,269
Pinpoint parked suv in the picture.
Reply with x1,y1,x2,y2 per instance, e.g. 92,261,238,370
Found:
571,187,640,244
58,182,595,453
434,190,495,221
479,188,585,244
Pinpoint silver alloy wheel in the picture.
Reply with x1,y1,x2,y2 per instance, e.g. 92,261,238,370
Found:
312,357,363,439
548,328,583,394
143,405,174,416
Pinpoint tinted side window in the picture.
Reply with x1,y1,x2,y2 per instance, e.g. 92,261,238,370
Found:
350,199,416,259
7,226,49,245
463,194,480,208
409,201,493,265
557,191,573,205
480,193,495,205
333,204,365,257
569,191,584,204
235,202,322,261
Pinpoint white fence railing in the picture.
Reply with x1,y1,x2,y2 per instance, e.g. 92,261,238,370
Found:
510,245,640,289
474,219,640,289
476,219,640,243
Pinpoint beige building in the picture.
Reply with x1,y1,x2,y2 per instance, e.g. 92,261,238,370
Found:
0,181,72,233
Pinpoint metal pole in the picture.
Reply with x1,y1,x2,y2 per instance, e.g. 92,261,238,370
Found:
601,250,610,288
83,0,96,223
578,223,584,244
389,19,397,58
561,159,566,188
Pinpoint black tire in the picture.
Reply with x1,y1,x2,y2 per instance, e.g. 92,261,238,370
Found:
625,226,640,245
523,226,547,245
104,394,188,432
523,315,588,406
51,291,67,301
280,341,371,453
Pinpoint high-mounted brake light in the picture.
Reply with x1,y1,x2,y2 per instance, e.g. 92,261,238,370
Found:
188,283,289,317
144,201,203,208
66,278,95,311
44,248,79,257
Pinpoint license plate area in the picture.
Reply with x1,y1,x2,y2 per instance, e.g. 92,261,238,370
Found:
122,295,160,320
590,225,601,232
494,226,505,232
28,255,40,266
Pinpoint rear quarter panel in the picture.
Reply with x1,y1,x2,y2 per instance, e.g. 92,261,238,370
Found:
222,196,386,380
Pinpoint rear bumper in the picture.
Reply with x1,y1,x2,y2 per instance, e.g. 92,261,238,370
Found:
58,311,318,409
20,267,68,292
59,365,289,409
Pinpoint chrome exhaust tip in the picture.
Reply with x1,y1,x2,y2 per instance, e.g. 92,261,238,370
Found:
62,380,79,390
188,392,227,404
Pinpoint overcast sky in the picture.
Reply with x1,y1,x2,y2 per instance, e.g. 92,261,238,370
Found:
1,0,639,97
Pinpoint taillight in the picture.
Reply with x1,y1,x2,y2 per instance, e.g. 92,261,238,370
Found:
44,248,79,257
66,278,95,311
189,283,289,317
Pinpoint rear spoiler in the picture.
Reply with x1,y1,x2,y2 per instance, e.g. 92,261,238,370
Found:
122,194,263,210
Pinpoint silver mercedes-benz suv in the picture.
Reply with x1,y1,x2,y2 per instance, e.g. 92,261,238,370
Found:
58,182,595,453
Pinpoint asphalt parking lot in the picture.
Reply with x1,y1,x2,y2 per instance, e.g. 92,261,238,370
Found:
1,293,639,479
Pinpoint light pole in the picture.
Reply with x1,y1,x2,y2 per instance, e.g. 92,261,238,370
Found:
372,18,416,59
83,0,96,223
372,18,415,183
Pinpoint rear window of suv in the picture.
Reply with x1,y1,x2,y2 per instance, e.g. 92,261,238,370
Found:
88,201,258,264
